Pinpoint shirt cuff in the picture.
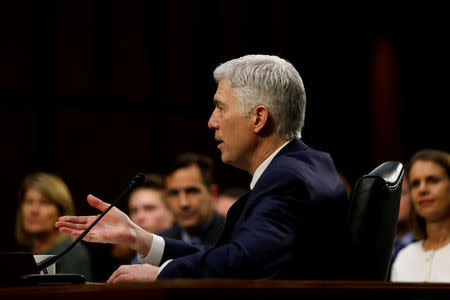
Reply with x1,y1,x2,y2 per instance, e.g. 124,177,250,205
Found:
157,259,173,276
137,234,165,266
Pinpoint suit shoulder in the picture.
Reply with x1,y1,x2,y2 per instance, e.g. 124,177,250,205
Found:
272,142,337,178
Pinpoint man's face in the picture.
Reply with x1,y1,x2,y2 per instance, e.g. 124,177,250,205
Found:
208,79,255,171
165,164,215,233
128,188,173,234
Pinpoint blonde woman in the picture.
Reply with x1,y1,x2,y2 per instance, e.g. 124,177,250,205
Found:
15,172,92,281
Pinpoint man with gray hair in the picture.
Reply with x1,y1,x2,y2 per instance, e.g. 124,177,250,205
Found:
56,54,350,282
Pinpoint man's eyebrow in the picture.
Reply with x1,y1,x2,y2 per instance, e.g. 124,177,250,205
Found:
213,98,224,106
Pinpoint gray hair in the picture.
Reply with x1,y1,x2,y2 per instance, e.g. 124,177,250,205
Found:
213,54,306,139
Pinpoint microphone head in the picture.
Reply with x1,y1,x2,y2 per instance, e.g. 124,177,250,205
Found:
131,173,146,186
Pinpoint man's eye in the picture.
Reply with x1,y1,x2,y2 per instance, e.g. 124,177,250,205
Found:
144,206,155,212
428,177,439,184
186,187,201,194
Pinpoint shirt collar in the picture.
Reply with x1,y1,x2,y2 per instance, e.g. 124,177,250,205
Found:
250,140,292,190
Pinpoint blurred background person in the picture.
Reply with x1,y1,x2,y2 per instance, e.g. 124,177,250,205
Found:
111,173,174,264
387,176,415,279
215,186,248,217
390,149,450,282
392,177,415,261
15,172,93,281
160,152,225,247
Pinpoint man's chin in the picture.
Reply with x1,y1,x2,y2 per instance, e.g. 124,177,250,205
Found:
221,155,241,170
220,152,231,164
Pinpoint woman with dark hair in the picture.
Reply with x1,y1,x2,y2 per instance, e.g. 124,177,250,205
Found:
390,149,450,282
15,172,93,281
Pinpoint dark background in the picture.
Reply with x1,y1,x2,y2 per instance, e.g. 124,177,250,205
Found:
0,0,448,276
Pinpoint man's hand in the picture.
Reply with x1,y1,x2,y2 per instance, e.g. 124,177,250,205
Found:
55,194,134,244
55,194,153,255
107,264,159,284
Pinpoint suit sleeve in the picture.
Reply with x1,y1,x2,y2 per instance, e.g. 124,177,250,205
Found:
158,168,308,279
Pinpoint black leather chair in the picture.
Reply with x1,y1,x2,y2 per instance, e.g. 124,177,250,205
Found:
347,161,404,281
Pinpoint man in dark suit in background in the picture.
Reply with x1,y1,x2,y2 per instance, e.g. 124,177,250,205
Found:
56,54,350,282
160,152,225,248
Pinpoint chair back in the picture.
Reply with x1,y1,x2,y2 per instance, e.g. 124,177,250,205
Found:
347,161,404,280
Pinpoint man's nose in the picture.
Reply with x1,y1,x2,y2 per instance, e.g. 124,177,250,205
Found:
208,109,218,129
179,192,190,207
135,210,145,220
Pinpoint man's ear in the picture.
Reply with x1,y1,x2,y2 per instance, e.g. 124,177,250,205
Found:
208,184,219,201
252,105,269,134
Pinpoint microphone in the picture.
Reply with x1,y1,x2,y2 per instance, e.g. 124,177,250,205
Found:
36,173,146,271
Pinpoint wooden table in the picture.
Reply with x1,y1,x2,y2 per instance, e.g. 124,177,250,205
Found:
1,279,449,299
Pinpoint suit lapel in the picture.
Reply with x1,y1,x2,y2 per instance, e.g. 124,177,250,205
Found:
215,190,251,246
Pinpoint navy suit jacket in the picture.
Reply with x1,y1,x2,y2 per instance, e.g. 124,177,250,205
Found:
158,139,350,279
159,212,226,247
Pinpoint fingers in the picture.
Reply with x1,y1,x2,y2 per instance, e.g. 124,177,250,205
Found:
58,227,103,243
106,264,157,284
56,215,89,225
87,194,111,212
107,265,133,284
55,220,89,230
57,215,89,223
58,227,83,237
55,215,96,232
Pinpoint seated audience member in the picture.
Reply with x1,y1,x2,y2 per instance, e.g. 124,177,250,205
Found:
15,172,93,281
159,152,225,247
391,177,415,262
215,186,248,217
111,173,174,264
56,54,350,282
387,176,415,280
390,149,450,282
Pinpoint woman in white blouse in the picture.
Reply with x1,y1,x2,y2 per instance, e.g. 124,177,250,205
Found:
390,149,450,282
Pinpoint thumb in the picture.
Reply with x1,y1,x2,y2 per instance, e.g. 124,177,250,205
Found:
87,194,110,212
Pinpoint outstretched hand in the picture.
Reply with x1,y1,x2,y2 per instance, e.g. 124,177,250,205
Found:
55,194,135,245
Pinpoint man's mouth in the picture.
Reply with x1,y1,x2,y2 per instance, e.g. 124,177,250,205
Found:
177,211,195,219
215,138,223,148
